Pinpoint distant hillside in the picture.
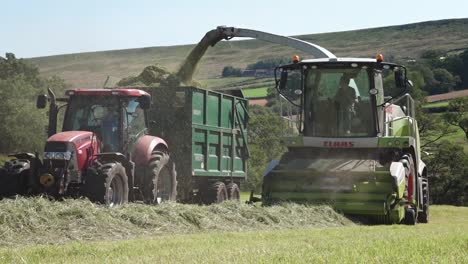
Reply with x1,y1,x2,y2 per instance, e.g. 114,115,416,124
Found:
28,18,468,88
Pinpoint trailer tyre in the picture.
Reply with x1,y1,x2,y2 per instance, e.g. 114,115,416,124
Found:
212,182,228,203
202,182,228,204
146,150,177,204
82,162,128,206
226,183,240,201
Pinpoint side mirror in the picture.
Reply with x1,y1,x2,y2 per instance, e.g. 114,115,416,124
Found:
138,95,151,109
36,94,48,109
395,70,405,88
279,70,288,90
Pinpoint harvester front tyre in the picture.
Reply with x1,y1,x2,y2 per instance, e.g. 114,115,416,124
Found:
404,208,416,225
147,150,177,204
82,162,128,206
418,179,429,223
226,183,240,201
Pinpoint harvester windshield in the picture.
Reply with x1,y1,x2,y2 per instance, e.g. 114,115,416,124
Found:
279,65,378,138
304,67,374,137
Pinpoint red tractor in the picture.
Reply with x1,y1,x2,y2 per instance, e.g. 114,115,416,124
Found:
0,88,176,205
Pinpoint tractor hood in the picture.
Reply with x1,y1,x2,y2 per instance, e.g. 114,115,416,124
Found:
46,131,99,170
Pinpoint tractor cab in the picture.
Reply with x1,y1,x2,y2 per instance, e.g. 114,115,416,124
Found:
61,89,151,153
37,88,152,154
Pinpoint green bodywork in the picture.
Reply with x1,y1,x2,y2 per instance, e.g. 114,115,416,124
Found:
263,60,425,224
191,89,248,177
147,86,248,201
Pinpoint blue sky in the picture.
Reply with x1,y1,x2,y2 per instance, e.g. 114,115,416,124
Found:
1,0,467,58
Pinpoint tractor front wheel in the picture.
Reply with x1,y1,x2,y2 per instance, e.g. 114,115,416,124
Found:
82,162,128,206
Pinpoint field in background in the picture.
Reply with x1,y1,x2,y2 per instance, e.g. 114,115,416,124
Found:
27,18,468,89
0,205,466,263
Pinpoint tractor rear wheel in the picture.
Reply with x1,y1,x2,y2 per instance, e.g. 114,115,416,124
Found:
226,183,240,201
146,150,177,204
82,162,128,206
418,178,429,223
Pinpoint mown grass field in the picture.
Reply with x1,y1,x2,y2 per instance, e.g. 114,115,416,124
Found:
242,87,269,98
422,101,450,109
0,198,466,263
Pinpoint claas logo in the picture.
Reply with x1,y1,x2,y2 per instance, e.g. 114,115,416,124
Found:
323,141,355,148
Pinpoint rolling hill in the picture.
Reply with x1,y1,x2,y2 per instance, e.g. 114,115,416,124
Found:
28,18,468,88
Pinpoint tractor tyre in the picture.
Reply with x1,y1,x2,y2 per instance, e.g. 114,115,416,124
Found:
146,150,177,204
226,183,240,201
81,162,128,206
202,181,228,204
418,178,429,223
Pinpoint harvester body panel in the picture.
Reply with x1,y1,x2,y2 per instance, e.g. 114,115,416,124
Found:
264,58,428,224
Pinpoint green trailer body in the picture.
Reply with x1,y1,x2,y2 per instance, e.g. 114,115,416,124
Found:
144,86,248,202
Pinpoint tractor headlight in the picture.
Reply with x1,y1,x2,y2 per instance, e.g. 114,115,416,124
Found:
44,152,55,159
43,151,72,160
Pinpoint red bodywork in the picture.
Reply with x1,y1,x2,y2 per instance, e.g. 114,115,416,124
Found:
132,135,168,165
65,88,150,97
47,131,99,170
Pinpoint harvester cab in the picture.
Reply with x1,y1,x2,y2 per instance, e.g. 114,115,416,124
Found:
0,88,176,206
264,55,429,224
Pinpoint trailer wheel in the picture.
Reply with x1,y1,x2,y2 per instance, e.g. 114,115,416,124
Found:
202,181,227,204
146,150,177,204
418,179,429,223
226,183,240,201
82,162,128,206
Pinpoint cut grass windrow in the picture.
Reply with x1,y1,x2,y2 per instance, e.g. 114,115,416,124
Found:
0,197,352,247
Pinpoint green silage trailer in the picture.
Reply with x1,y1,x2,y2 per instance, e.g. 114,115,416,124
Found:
145,86,248,203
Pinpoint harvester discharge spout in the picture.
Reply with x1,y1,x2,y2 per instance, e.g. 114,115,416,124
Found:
176,26,336,85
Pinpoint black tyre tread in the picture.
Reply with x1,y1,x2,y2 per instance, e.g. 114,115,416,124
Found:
418,179,429,223
212,182,228,204
400,154,418,225
226,183,240,201
146,150,177,203
81,162,128,205
404,208,416,225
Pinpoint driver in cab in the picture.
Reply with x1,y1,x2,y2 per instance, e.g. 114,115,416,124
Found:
335,75,358,134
